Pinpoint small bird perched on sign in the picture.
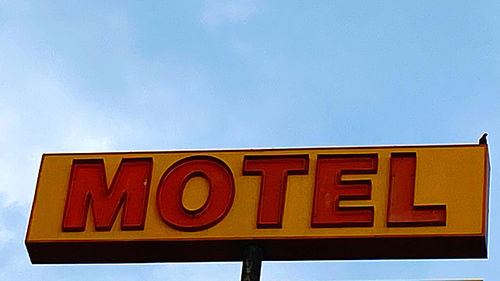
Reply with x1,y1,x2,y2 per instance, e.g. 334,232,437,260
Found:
479,133,488,145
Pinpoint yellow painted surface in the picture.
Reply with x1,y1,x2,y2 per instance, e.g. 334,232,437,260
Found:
26,144,488,242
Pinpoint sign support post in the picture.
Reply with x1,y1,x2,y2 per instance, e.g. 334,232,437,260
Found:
241,245,263,281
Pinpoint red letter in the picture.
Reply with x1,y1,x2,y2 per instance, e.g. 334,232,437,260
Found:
311,154,377,227
243,155,309,228
62,158,153,232
157,156,234,231
387,153,446,226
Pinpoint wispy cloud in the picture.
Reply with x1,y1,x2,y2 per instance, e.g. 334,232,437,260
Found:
0,52,120,205
0,227,14,245
0,4,132,205
201,0,258,26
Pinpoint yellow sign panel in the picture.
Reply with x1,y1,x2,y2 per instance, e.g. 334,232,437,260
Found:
26,144,489,263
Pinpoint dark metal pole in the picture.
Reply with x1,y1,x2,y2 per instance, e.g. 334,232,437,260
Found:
240,245,263,281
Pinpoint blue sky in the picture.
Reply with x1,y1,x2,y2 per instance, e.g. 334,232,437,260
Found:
1,0,500,280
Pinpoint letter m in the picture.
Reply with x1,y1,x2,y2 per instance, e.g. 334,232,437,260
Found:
62,158,153,232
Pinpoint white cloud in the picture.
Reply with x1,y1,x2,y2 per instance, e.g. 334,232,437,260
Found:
0,10,126,205
0,229,14,244
201,0,257,26
150,263,240,281
0,56,122,205
231,39,254,56
60,118,117,152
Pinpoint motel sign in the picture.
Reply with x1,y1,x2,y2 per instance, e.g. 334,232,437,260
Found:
26,144,489,263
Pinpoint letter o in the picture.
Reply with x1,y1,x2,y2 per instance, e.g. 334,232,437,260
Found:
157,156,235,231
